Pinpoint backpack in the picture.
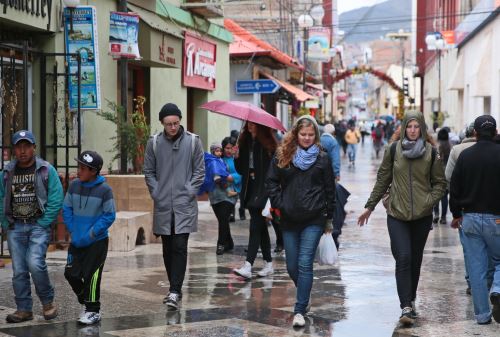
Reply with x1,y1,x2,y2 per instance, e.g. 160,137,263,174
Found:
375,127,383,139
152,131,196,158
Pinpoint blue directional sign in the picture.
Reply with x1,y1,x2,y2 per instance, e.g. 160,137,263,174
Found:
236,79,280,94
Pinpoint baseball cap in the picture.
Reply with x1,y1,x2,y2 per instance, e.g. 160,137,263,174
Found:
12,130,36,145
75,151,103,172
474,115,496,133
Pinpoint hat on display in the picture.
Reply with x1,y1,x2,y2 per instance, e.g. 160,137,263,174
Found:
75,151,104,172
12,130,36,145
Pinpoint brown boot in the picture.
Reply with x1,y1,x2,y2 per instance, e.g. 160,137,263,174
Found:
6,311,33,323
43,302,58,320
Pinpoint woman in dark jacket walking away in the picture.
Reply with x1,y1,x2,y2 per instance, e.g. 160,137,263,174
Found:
233,122,277,279
266,115,335,328
358,111,446,325
433,128,452,224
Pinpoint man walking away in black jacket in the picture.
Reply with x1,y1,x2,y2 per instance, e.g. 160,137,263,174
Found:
450,115,500,325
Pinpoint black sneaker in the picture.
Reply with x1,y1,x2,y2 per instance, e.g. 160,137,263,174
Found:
165,292,180,311
216,245,225,255
163,292,182,304
466,287,471,295
432,216,439,224
439,217,447,224
274,245,283,253
490,292,500,323
399,307,415,325
410,301,418,319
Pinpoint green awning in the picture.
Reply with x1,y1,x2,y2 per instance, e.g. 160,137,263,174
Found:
155,0,232,43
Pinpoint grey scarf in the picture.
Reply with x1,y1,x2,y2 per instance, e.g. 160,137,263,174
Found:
401,138,426,159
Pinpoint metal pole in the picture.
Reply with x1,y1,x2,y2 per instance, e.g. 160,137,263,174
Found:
22,41,28,128
437,49,441,116
302,27,308,107
119,0,128,173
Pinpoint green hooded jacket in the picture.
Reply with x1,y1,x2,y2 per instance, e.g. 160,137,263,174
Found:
365,111,447,221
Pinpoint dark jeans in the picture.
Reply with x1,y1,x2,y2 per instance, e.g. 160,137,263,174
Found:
212,201,234,248
161,220,190,295
387,215,432,309
64,238,108,312
433,190,449,218
246,208,272,265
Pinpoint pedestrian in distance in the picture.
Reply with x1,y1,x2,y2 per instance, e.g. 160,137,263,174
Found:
344,124,361,167
433,128,452,225
0,130,64,323
202,141,238,255
335,121,348,157
372,122,385,159
233,121,277,280
357,111,447,325
449,115,500,325
63,151,116,325
143,103,205,311
266,115,335,328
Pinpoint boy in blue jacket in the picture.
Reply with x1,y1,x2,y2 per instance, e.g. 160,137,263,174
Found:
63,151,116,325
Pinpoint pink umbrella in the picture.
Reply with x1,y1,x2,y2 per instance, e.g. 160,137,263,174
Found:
200,100,287,132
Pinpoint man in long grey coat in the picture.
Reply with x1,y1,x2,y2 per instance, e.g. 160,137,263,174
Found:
143,103,205,311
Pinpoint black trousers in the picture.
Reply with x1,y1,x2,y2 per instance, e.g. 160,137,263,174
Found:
433,190,449,218
64,238,108,312
387,215,432,309
271,220,283,247
246,208,272,265
161,215,190,295
212,201,234,248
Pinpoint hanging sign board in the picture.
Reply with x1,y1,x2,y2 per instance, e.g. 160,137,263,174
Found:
64,6,101,110
182,32,217,91
308,27,331,62
109,12,141,59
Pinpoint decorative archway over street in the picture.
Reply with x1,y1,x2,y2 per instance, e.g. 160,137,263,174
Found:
332,66,405,119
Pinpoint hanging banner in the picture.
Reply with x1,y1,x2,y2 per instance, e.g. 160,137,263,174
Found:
109,12,141,59
64,6,101,110
183,32,217,91
308,27,331,62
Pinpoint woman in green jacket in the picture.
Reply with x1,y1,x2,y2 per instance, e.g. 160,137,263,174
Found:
358,111,446,325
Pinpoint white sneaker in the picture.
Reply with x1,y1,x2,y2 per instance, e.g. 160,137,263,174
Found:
292,313,305,327
78,306,86,321
257,262,274,277
233,261,252,279
78,311,101,325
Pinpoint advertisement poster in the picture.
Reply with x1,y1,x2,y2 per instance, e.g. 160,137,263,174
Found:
109,12,141,59
308,27,331,62
182,32,217,91
64,6,101,110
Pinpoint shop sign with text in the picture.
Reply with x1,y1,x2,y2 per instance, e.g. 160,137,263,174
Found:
0,0,55,31
183,32,216,91
109,11,141,59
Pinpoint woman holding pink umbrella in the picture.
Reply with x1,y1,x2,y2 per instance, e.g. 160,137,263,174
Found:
233,121,278,280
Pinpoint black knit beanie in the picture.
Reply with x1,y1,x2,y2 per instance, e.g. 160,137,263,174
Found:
159,103,182,121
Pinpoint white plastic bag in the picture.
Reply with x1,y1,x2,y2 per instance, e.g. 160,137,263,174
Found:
317,234,338,266
261,199,271,218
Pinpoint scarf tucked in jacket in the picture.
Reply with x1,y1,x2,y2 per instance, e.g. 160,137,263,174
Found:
293,144,320,170
401,138,426,159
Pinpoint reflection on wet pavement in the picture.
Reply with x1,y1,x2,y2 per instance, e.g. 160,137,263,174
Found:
0,141,499,336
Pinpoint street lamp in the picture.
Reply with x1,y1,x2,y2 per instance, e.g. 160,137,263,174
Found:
386,29,411,119
425,32,446,123
298,6,324,108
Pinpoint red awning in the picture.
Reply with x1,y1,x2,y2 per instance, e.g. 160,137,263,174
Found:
261,72,315,102
225,19,303,70
230,34,270,57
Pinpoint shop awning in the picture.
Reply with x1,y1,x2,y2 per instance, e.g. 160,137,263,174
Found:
447,53,464,90
261,72,315,102
230,35,270,57
128,4,183,68
128,4,183,38
306,82,332,95
472,32,492,96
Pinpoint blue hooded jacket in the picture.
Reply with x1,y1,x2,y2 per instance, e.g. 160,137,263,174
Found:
63,175,116,248
198,153,229,195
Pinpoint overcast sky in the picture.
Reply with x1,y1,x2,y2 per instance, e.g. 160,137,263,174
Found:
338,0,387,14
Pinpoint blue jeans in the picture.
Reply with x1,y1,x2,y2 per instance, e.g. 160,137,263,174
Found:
461,213,500,323
7,223,54,312
282,225,323,315
347,144,357,162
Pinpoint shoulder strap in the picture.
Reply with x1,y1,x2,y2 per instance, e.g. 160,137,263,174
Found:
191,133,196,154
152,132,161,158
390,142,397,163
